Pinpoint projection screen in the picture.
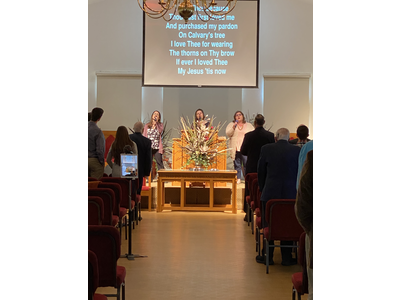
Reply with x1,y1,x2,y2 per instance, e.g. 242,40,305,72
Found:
142,0,259,88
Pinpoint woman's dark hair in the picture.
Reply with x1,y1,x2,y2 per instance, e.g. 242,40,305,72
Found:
232,110,246,123
195,109,205,121
91,107,104,122
146,110,162,127
296,125,309,140
111,126,134,165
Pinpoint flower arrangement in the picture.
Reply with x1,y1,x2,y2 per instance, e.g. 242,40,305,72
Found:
179,115,229,169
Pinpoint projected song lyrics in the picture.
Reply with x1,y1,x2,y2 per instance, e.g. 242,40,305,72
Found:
166,19,239,76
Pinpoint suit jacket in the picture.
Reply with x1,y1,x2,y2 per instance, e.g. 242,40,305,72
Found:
258,140,300,202
240,127,275,174
129,133,152,178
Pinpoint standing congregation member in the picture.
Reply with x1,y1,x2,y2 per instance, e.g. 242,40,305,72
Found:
226,110,254,184
144,110,164,181
257,128,300,265
240,114,275,221
106,126,138,178
295,150,313,300
130,122,152,195
297,140,313,189
88,107,105,180
289,125,311,148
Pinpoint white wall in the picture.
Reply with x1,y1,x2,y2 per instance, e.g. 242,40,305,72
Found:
88,0,313,137
96,74,142,130
263,75,311,133
88,0,142,109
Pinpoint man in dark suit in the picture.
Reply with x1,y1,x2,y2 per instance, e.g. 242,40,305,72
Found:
129,122,152,195
257,128,301,266
240,114,275,222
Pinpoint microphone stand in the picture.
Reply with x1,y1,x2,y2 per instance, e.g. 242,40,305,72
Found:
121,177,147,260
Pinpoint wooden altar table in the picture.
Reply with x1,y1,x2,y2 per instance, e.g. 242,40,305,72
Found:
156,170,237,214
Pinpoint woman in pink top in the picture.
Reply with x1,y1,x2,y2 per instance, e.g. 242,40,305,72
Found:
225,111,254,183
143,110,164,179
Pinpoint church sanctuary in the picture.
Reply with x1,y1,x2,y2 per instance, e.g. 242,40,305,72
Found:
88,0,312,299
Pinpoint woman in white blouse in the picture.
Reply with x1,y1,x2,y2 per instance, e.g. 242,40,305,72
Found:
225,111,254,183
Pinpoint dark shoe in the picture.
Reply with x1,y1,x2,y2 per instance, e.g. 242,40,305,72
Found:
256,255,274,265
256,255,265,264
269,260,274,265
281,258,297,266
243,215,248,222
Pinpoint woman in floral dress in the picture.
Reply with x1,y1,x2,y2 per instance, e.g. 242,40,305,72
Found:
144,110,164,180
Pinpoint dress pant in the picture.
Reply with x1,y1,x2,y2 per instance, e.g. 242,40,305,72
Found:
137,175,143,195
88,158,104,180
152,149,164,172
234,151,247,180
243,177,251,219
269,240,296,262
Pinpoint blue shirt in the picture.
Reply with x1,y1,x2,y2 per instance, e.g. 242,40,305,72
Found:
296,140,313,189
88,121,105,165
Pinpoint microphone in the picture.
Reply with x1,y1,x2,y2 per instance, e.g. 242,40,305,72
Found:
123,145,133,154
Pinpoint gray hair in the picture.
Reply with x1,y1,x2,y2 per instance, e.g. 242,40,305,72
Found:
275,128,290,141
133,121,144,133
